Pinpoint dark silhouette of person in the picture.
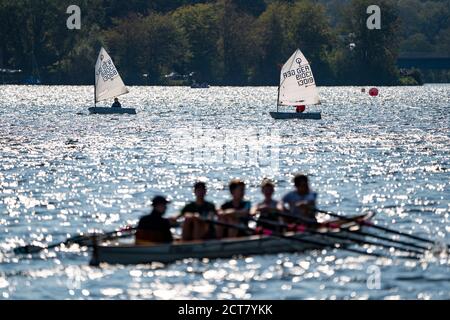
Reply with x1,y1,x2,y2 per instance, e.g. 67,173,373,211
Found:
135,196,173,244
112,98,122,108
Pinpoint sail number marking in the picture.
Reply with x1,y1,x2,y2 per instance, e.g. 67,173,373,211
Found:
98,59,118,82
283,65,315,87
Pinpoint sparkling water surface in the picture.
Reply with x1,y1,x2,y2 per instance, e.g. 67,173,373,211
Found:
0,85,449,300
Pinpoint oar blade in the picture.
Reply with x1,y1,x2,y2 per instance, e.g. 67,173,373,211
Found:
13,226,137,255
13,245,46,255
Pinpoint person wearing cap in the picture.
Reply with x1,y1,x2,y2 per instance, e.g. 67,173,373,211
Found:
281,174,318,225
252,179,283,231
135,196,173,244
216,179,251,238
178,182,217,241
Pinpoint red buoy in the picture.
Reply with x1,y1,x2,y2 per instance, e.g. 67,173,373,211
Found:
369,88,379,97
295,105,306,113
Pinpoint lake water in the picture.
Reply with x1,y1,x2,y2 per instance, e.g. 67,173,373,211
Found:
0,85,449,300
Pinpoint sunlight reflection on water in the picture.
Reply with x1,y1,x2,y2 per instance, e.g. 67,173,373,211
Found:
0,85,449,299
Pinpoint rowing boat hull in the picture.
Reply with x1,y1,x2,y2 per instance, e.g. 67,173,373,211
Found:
90,214,373,265
270,112,322,120
88,107,137,115
91,232,359,266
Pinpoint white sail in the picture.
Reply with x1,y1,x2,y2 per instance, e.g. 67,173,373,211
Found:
278,49,320,106
95,47,129,103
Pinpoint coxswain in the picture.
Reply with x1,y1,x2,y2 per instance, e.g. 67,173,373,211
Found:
135,196,174,244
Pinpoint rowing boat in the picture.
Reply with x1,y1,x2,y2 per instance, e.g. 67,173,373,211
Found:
90,213,374,266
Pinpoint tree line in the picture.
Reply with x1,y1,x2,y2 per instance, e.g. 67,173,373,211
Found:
0,0,449,86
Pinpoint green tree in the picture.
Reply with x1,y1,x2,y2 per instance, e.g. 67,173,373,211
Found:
53,24,104,85
250,3,289,84
0,0,61,79
46,0,106,84
336,0,401,85
285,0,335,84
172,3,220,82
216,0,256,84
231,0,266,16
104,12,189,84
435,27,450,54
1,0,448,85
400,33,434,53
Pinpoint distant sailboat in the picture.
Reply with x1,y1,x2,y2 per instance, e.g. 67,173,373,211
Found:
191,81,210,89
88,47,136,115
270,49,322,120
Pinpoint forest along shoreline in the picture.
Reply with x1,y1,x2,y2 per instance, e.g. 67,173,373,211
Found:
1,0,449,86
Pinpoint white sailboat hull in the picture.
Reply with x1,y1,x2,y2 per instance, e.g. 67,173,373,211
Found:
270,112,322,120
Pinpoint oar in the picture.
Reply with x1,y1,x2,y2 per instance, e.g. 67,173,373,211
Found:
278,211,430,252
14,226,136,255
203,218,393,260
346,228,428,252
254,217,423,258
317,209,449,247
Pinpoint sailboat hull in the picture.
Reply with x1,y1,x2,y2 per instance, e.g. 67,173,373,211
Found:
270,112,322,120
191,84,210,89
88,107,137,115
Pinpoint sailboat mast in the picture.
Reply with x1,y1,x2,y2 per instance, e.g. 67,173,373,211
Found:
276,85,280,112
94,77,96,107
94,62,97,107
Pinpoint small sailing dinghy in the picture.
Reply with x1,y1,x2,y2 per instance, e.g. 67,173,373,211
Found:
270,49,321,120
191,81,210,89
88,48,136,115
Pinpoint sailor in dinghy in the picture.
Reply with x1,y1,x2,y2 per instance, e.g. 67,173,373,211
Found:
111,98,122,108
